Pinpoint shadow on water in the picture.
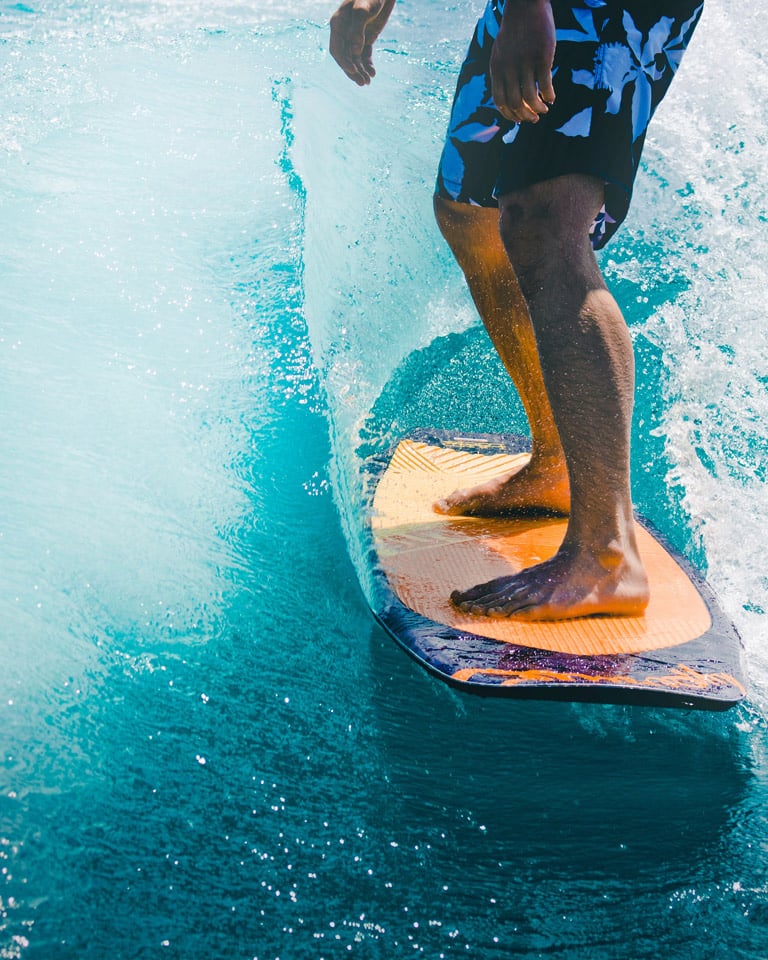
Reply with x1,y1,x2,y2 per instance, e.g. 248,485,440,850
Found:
366,621,762,958
369,620,748,859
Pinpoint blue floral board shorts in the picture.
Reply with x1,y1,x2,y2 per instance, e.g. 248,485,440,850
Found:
435,0,704,249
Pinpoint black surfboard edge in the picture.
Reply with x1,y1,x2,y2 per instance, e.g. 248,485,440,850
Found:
361,428,747,711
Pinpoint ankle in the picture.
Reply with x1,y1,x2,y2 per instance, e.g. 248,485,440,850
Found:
563,525,643,572
527,445,567,474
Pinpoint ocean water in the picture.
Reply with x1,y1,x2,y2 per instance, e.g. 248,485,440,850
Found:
1,0,768,957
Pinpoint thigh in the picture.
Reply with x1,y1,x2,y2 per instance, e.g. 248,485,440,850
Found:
498,174,605,249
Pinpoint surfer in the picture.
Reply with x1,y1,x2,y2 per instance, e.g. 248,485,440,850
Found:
329,0,703,620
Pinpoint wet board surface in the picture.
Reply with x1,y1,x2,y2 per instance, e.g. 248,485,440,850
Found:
365,431,746,710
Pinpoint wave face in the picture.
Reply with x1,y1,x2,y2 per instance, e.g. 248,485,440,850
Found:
295,0,768,681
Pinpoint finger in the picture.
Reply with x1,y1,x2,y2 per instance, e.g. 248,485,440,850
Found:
329,35,368,84
489,53,509,114
536,62,556,106
491,75,523,124
506,97,541,124
516,98,543,123
330,53,368,85
492,70,540,125
510,69,546,122
521,75,549,119
335,48,371,85
329,8,374,85
361,42,376,78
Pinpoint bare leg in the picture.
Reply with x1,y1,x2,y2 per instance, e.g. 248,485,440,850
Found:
432,196,569,516
451,175,649,620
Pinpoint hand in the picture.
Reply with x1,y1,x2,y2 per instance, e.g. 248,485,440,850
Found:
329,0,396,86
490,0,556,123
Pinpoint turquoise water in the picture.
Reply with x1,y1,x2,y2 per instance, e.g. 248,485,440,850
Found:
2,0,768,956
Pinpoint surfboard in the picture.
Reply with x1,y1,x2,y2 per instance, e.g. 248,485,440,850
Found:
365,430,746,710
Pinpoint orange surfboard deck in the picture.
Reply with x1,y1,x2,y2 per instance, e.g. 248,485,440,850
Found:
366,431,745,709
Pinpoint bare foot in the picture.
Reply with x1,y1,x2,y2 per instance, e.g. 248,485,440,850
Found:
434,455,570,517
450,542,650,621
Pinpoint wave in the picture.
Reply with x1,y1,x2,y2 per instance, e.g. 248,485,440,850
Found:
292,2,768,701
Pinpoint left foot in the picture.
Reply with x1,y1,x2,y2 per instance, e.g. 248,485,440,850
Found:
450,543,649,621
434,455,570,517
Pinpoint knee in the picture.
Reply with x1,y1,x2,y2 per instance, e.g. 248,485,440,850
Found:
433,194,484,242
433,195,507,274
498,176,604,283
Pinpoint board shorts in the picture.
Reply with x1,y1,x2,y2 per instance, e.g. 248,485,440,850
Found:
435,0,704,249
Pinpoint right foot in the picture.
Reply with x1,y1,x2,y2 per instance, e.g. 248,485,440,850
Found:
450,538,650,620
433,456,570,517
